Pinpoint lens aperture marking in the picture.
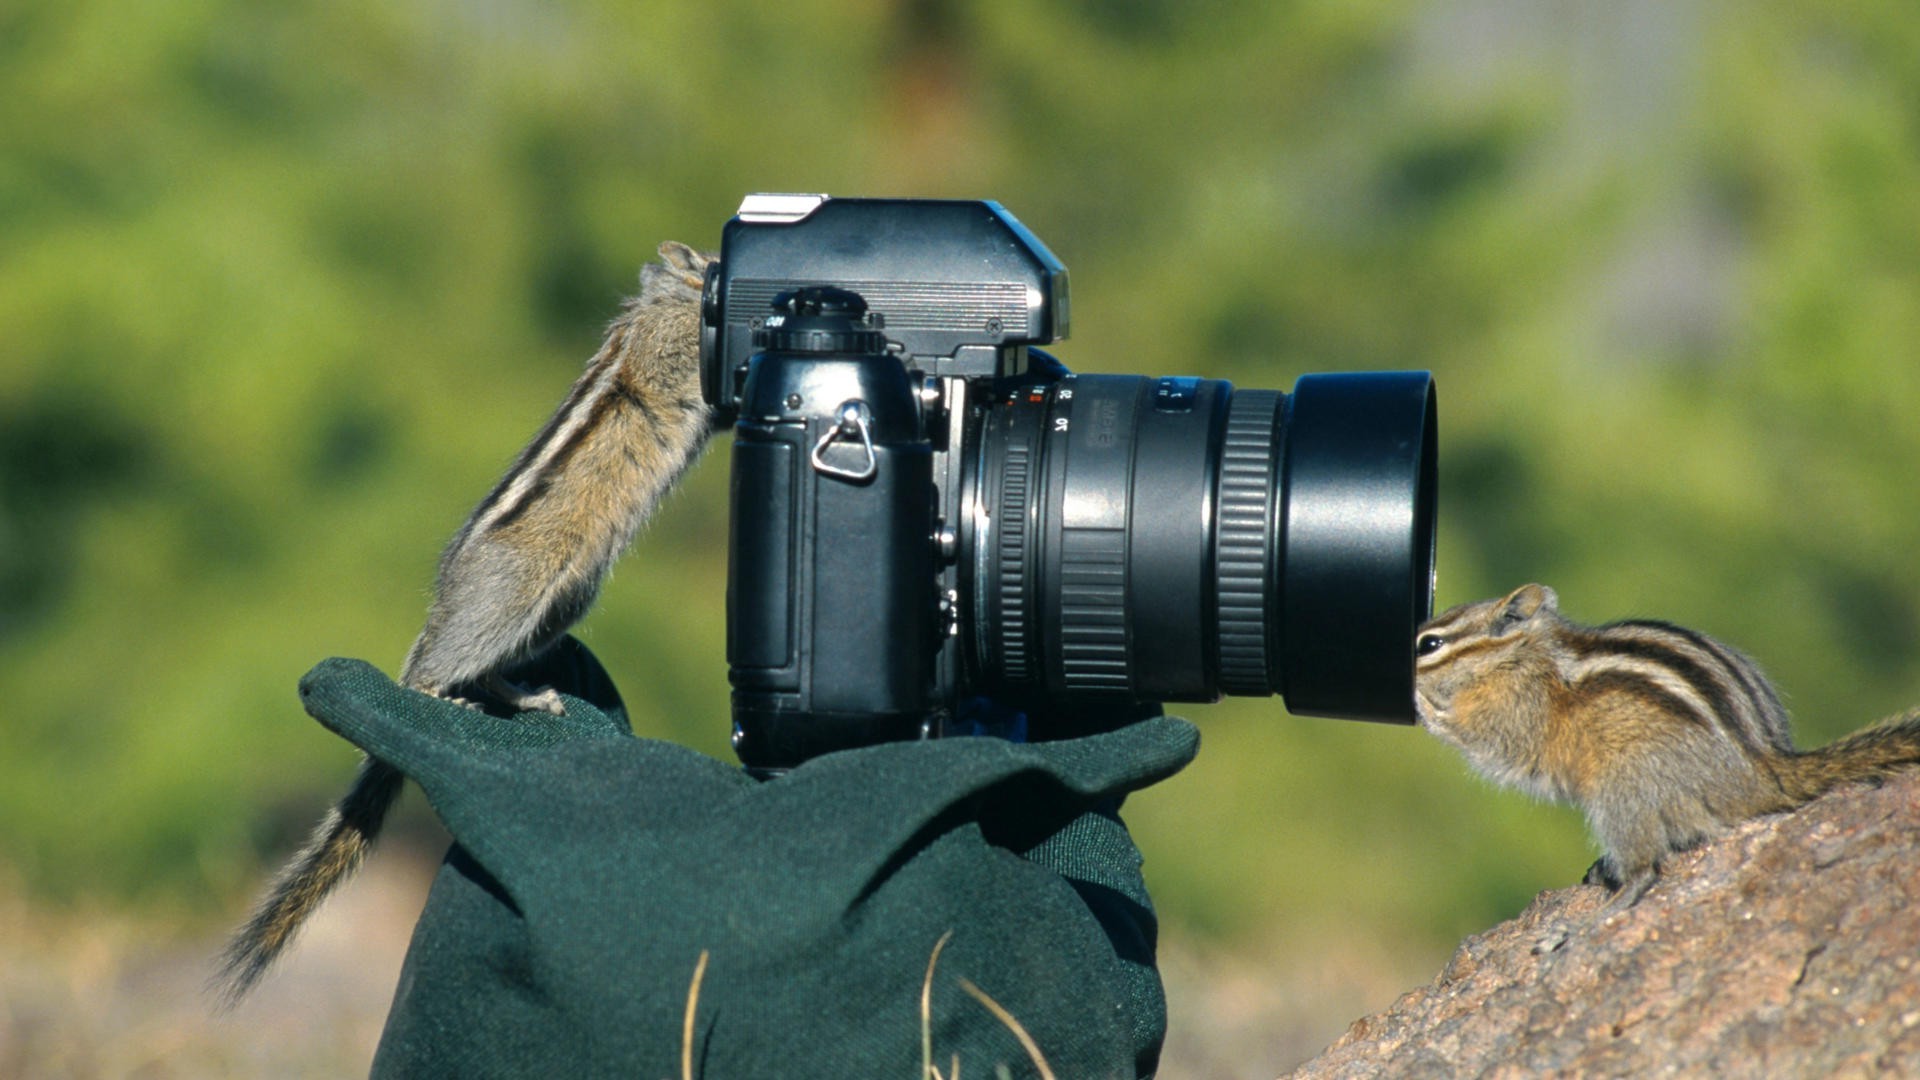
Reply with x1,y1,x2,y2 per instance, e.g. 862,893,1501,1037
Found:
1216,390,1283,695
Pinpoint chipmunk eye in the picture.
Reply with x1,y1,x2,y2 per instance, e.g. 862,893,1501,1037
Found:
1416,633,1446,656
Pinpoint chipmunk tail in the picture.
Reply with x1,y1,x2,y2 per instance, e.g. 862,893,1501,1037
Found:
210,757,405,1010
1779,705,1920,805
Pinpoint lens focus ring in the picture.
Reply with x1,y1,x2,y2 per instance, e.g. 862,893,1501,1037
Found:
1215,390,1282,695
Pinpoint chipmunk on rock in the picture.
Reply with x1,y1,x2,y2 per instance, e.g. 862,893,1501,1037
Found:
1415,583,1920,909
215,242,716,1005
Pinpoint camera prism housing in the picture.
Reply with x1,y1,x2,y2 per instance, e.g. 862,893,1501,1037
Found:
700,195,1437,770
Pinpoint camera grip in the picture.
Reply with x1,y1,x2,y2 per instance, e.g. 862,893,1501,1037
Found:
727,349,936,769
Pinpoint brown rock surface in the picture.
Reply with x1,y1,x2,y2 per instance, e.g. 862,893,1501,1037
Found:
1285,770,1920,1079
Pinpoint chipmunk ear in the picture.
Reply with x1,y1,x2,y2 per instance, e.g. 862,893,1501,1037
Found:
1496,583,1557,627
638,242,712,302
655,240,711,276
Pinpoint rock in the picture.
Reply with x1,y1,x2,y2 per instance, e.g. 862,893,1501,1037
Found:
1283,770,1920,1079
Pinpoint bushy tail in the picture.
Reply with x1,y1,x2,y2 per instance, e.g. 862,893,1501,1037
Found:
212,757,405,1008
1779,705,1920,804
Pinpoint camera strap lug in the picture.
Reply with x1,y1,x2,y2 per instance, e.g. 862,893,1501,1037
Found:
810,400,878,482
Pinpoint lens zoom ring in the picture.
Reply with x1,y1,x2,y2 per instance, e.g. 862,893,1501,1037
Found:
1216,390,1282,695
1059,528,1130,691
995,442,1034,682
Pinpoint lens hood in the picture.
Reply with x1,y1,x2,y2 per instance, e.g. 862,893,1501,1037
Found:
1274,371,1437,722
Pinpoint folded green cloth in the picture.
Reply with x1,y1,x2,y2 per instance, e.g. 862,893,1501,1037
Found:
295,637,1198,1078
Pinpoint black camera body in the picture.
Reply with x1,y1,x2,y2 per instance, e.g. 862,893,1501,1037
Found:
699,195,1437,770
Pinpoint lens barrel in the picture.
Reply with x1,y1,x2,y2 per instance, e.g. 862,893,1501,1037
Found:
966,370,1436,723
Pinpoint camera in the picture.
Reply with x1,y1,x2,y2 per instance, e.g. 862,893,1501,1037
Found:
699,194,1437,770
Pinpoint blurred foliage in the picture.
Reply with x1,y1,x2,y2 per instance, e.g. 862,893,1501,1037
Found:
2,0,1917,975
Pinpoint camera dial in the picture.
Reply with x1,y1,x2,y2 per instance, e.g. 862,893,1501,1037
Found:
756,287,887,356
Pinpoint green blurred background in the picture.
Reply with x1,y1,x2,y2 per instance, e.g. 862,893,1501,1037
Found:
4,0,1917,1069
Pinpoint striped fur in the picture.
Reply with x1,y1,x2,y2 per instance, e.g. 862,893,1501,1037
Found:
398,242,714,697
215,242,715,1006
1564,619,1792,757
1416,584,1920,898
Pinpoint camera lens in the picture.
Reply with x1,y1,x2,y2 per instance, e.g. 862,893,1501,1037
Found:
965,370,1436,723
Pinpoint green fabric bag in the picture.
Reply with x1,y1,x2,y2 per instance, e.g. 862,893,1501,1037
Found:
294,637,1198,1078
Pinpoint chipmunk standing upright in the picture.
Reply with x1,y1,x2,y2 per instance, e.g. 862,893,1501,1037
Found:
1414,583,1920,905
215,242,716,1005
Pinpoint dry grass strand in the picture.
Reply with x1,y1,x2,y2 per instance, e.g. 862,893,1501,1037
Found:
682,949,709,1080
922,931,954,1078
956,977,1055,1080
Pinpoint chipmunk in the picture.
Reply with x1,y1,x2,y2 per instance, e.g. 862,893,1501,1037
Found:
1414,583,1920,911
214,242,716,1005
